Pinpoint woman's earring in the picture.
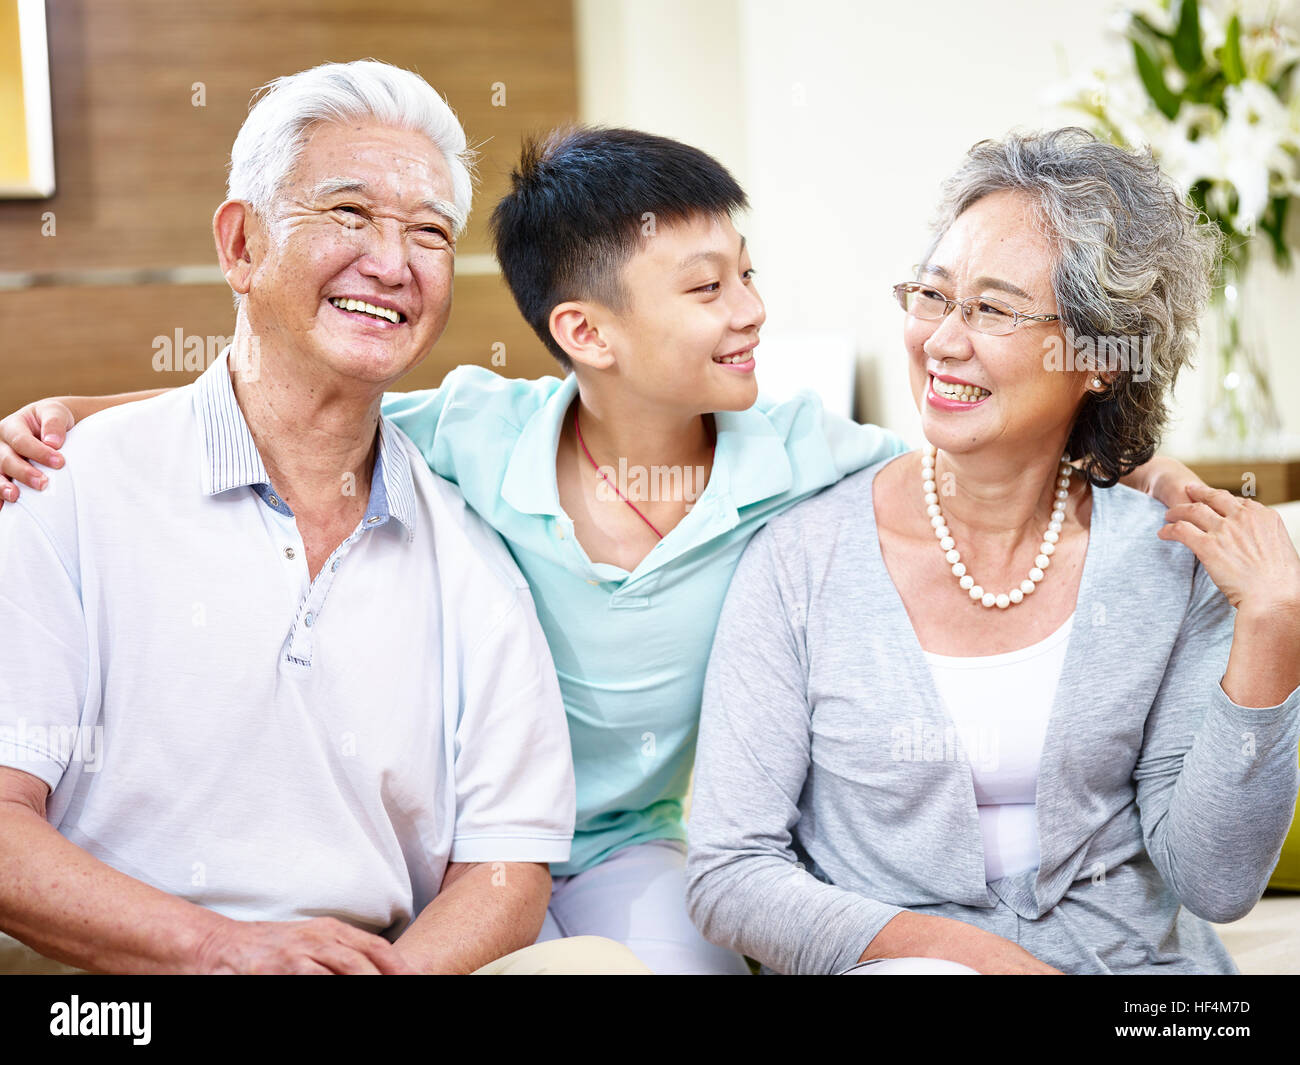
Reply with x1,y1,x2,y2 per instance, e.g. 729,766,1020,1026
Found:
1091,376,1103,390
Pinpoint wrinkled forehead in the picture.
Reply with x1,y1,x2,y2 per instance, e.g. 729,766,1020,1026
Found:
286,121,459,220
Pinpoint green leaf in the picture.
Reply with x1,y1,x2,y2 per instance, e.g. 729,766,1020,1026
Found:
1172,0,1204,74
1258,196,1293,271
1185,67,1225,107
1131,13,1172,42
1220,14,1245,85
1271,59,1298,97
1132,38,1182,119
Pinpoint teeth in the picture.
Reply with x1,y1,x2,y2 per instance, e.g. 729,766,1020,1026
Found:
932,377,989,402
330,297,400,324
715,352,752,364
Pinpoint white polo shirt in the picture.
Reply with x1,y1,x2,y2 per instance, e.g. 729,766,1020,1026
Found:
0,351,574,938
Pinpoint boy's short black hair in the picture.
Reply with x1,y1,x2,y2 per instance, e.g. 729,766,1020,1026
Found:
490,126,749,371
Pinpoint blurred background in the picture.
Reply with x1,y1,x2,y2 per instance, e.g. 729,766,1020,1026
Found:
1,0,1298,495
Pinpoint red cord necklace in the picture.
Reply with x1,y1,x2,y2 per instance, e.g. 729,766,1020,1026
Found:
573,407,715,541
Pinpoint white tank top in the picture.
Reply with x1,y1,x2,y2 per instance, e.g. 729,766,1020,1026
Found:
923,613,1074,882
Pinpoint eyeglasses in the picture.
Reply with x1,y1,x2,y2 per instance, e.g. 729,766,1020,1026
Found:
893,281,1060,336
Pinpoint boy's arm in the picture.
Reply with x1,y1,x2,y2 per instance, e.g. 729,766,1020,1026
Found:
1119,454,1208,509
1,381,457,507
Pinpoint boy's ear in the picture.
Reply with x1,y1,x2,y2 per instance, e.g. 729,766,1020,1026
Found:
213,200,259,297
549,301,617,372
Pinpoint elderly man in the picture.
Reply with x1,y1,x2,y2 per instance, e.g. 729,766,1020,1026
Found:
0,61,646,975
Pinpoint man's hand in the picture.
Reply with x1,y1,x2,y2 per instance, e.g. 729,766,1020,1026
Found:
195,916,418,975
0,399,74,506
861,911,1062,975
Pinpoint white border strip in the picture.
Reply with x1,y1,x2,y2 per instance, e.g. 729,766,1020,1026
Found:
6,0,55,198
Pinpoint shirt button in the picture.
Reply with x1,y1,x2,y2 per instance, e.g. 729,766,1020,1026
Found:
283,546,296,560
587,578,599,585
268,495,280,507
304,612,314,627
366,515,382,524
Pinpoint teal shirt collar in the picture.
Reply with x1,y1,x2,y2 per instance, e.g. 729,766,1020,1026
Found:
499,373,795,520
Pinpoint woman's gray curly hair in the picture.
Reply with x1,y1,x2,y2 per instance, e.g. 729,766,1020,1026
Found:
925,127,1222,487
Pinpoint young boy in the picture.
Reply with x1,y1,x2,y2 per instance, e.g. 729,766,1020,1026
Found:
0,126,1200,973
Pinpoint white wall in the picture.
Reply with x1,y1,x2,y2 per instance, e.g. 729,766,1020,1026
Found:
577,0,1300,454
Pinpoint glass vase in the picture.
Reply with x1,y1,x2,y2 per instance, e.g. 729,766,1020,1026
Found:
1199,263,1284,457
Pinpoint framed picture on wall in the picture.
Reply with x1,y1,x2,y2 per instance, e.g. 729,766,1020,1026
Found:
0,0,54,198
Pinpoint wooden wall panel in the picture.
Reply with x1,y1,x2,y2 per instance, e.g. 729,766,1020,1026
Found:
0,0,576,410
1,274,561,411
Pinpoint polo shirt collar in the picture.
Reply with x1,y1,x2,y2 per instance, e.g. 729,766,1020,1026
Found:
499,372,794,520
500,372,575,517
193,348,417,540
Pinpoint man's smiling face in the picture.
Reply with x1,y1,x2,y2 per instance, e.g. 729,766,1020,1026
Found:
241,120,459,387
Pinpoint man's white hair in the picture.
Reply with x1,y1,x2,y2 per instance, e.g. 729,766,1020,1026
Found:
226,59,474,236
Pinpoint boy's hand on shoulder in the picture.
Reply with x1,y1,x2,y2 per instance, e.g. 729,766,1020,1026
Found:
0,398,73,508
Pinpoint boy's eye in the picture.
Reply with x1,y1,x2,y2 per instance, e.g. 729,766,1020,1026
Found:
692,281,721,294
743,268,757,282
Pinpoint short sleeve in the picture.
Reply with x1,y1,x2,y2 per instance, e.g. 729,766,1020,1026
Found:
448,588,575,864
818,408,908,478
0,502,89,792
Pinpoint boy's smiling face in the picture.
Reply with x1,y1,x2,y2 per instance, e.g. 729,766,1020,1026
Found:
591,212,765,414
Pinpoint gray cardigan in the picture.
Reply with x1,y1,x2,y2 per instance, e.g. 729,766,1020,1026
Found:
685,457,1300,974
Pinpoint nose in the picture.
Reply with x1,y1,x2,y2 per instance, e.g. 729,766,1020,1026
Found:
733,275,766,333
921,303,974,363
357,218,412,288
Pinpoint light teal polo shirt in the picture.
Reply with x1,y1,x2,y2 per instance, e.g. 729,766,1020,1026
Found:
382,366,905,876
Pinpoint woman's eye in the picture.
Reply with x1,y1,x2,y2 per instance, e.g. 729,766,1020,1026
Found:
978,301,1011,317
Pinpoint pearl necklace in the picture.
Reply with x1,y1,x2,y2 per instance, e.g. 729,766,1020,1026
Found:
922,443,1071,609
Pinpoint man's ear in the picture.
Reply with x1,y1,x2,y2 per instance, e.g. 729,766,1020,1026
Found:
213,200,258,297
549,301,617,372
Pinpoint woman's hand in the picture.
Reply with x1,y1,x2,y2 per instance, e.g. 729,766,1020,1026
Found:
1159,482,1300,615
1160,482,1300,707
0,399,74,508
861,911,1062,974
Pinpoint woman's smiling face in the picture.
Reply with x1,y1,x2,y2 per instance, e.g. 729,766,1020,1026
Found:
905,188,1090,458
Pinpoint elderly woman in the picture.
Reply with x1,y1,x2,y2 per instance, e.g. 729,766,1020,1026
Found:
685,128,1300,975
